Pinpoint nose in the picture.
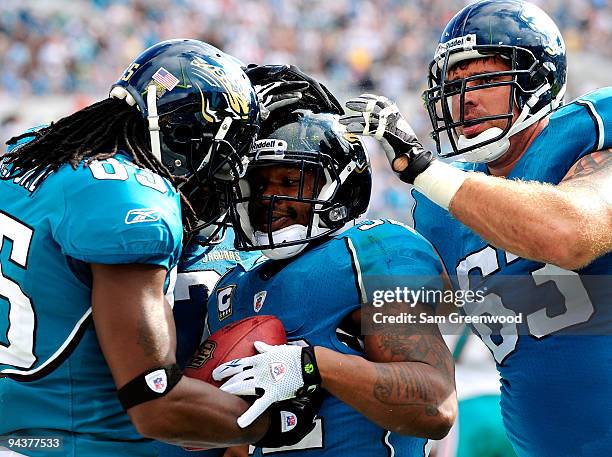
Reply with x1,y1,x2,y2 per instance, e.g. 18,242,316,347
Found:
450,81,479,121
462,80,481,108
255,182,284,201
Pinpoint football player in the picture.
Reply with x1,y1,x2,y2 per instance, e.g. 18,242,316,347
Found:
154,64,346,457
164,62,346,374
340,1,612,456
0,40,315,456
209,110,457,456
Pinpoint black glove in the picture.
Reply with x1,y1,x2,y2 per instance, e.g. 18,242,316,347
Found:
340,93,435,184
254,390,324,449
245,64,344,118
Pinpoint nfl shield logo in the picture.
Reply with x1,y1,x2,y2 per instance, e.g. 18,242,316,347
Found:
145,369,168,393
187,341,217,369
253,291,267,313
270,362,286,382
281,411,298,432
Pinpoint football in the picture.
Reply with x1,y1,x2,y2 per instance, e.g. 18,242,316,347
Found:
184,315,287,387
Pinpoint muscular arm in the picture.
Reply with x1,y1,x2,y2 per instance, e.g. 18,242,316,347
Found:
448,151,612,270
314,306,456,439
91,263,269,448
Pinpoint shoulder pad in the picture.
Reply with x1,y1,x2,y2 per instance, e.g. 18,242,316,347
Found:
51,156,182,269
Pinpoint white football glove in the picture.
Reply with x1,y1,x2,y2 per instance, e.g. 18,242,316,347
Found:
212,341,321,428
339,93,435,184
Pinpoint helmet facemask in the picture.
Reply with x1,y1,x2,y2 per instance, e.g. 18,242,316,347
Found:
425,44,563,163
232,149,342,260
161,106,256,243
229,111,370,260
423,0,567,164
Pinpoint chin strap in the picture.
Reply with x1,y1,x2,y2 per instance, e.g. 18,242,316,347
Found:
146,84,162,162
110,84,162,163
199,116,233,173
254,224,311,260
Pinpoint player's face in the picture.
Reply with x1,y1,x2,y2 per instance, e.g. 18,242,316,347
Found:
447,57,518,138
248,164,320,232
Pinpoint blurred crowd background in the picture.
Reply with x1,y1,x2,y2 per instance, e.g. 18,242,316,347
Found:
0,0,610,219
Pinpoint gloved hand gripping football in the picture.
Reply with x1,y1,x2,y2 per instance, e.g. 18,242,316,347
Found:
213,341,321,428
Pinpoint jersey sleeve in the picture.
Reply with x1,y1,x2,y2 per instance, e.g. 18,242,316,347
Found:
575,86,612,151
347,219,444,305
52,158,183,270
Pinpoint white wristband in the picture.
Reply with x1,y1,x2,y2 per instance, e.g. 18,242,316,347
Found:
413,160,467,210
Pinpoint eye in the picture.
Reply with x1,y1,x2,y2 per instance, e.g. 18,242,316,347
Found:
282,176,299,187
480,74,508,85
443,79,462,95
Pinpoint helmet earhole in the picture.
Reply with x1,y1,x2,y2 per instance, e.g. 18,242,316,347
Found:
530,64,553,87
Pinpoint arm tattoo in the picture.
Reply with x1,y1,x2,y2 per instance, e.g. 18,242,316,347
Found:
377,333,452,377
563,150,612,181
373,364,441,416
372,333,454,415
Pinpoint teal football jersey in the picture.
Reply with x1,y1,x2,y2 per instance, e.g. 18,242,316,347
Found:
0,153,182,457
206,220,444,457
412,88,612,457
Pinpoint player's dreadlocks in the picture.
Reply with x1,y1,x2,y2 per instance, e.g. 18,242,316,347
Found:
2,97,199,238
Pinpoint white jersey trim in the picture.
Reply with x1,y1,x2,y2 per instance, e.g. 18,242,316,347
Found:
1,308,92,379
576,99,605,151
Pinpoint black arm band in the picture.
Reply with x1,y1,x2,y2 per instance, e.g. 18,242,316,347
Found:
117,364,183,411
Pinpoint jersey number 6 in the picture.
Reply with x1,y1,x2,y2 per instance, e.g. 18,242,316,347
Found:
456,245,594,363
0,212,36,369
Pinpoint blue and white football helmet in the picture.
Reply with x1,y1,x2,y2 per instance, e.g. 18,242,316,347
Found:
424,0,567,163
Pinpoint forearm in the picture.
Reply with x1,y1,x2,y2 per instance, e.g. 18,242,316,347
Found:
449,173,609,269
90,264,269,448
131,376,268,447
314,346,455,438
